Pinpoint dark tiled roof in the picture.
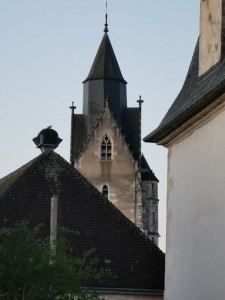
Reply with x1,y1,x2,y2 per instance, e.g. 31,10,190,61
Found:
122,108,140,161
0,157,37,197
71,114,87,161
144,39,225,143
83,33,127,83
0,151,164,291
141,155,159,182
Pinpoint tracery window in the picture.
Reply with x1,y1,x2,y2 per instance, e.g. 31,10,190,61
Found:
101,134,112,160
102,185,109,198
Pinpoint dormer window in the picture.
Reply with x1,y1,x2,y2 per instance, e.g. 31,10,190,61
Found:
101,135,112,160
102,185,109,198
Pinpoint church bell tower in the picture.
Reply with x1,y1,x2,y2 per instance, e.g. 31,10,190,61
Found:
70,13,159,244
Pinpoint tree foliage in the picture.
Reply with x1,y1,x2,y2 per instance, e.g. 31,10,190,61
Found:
0,221,107,300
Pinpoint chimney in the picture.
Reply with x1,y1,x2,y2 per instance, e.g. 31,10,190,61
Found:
199,0,225,76
33,127,62,153
50,194,59,253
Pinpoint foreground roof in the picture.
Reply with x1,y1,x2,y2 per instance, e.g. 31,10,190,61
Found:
144,40,225,143
0,151,164,291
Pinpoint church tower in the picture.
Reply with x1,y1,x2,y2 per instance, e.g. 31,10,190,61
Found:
70,15,159,244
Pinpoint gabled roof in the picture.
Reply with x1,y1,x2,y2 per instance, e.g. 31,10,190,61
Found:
73,104,141,163
75,104,139,166
83,33,127,83
0,157,37,197
71,114,87,161
0,151,164,291
122,107,140,161
141,155,159,182
144,39,225,143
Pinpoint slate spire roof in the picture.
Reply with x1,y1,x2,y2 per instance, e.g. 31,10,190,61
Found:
0,151,165,291
83,33,127,83
141,154,159,182
144,39,225,143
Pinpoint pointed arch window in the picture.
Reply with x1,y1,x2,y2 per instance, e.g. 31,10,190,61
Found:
102,185,109,198
101,134,112,160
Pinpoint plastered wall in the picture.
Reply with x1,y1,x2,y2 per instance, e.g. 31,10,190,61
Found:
165,106,225,299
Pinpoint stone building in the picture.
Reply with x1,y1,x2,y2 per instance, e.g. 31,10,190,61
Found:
145,0,225,299
70,19,159,244
0,128,165,299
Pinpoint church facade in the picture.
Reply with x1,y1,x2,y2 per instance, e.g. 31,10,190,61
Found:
70,21,159,244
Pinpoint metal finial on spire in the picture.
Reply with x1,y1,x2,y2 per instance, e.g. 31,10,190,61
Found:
137,95,144,107
104,0,108,33
69,101,76,114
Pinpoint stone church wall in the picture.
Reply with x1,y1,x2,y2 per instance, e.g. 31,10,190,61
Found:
75,108,139,224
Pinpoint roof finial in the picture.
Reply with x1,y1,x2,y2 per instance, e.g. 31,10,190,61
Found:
70,101,76,115
104,0,108,33
137,95,144,107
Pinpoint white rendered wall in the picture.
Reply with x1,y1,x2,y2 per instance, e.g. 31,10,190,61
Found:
165,107,225,300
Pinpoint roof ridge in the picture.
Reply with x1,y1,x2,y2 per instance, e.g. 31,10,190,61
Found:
0,151,65,199
0,153,44,198
76,105,107,161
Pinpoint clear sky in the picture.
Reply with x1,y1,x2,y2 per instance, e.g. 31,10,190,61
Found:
0,1,200,251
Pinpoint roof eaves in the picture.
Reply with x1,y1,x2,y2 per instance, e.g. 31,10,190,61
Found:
144,72,225,144
82,287,164,296
83,77,127,84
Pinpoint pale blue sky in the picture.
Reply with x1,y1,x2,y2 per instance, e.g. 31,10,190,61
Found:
0,1,200,251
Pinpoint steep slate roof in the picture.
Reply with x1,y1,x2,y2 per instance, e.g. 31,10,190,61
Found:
144,40,225,143
122,108,140,161
141,155,159,182
71,114,87,161
0,151,164,292
83,33,127,83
